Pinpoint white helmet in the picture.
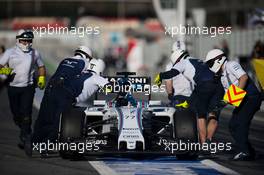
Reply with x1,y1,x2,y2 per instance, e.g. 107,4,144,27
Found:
16,29,34,52
89,59,105,75
205,49,227,73
74,46,92,60
170,40,189,65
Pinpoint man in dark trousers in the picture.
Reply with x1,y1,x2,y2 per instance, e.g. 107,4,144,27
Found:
32,46,91,145
0,30,46,149
30,47,109,157
205,49,262,161
154,48,224,146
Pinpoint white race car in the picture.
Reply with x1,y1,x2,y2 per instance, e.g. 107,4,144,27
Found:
59,72,198,160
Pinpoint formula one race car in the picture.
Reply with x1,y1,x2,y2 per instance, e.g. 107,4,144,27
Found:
59,72,198,160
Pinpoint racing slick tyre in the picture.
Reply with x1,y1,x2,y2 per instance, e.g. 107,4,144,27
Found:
173,108,198,160
59,107,85,159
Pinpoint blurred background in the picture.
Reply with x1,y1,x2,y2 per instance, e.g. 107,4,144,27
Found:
0,0,263,78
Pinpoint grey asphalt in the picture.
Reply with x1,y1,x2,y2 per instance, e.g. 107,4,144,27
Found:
213,109,264,175
0,87,263,175
0,88,99,175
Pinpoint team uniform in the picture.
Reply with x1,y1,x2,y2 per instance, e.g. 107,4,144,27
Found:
205,48,263,160
33,55,88,143
165,62,192,105
161,57,224,119
221,61,262,157
0,46,44,143
33,56,108,144
76,72,109,104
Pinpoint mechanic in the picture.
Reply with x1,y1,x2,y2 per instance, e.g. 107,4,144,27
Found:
0,29,46,149
154,48,224,145
30,53,109,157
165,41,193,106
32,46,92,147
76,59,135,107
205,49,262,161
75,58,109,105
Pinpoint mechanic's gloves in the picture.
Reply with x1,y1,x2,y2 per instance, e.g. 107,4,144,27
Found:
154,73,162,87
0,67,12,75
175,101,189,108
37,76,46,90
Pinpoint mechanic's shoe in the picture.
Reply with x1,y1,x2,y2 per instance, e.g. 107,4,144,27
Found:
199,149,211,156
40,150,57,158
249,145,256,159
205,139,212,145
17,142,25,149
24,134,32,157
40,150,49,158
199,139,212,156
231,152,254,161
17,134,25,149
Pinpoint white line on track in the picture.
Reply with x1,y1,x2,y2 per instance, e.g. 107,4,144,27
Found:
201,159,240,175
89,161,118,175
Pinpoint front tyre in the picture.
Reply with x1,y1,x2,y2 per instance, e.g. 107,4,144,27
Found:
173,108,198,160
59,107,85,159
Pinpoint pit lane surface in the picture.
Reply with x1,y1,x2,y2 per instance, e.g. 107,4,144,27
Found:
0,87,263,175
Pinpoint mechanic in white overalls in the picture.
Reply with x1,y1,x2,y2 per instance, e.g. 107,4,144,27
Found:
75,58,109,105
155,47,224,145
165,41,193,106
0,29,46,149
205,49,262,161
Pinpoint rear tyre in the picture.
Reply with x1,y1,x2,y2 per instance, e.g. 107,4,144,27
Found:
173,108,198,160
59,107,85,159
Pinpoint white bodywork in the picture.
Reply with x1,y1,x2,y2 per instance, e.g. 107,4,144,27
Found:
84,100,176,150
116,107,144,150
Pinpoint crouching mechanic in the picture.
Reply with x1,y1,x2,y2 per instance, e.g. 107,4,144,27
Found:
154,50,224,145
205,49,262,161
165,41,193,107
0,29,46,149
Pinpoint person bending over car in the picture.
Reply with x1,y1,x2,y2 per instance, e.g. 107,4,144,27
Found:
28,46,94,155
30,57,109,157
75,59,109,105
165,41,193,107
205,49,262,161
154,48,224,145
